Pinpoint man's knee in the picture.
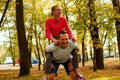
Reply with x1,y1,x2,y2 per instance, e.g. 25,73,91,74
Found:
68,62,74,70
67,61,76,80
49,73,55,80
69,71,76,80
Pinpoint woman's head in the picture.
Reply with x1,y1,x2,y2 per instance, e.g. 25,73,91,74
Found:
51,5,62,17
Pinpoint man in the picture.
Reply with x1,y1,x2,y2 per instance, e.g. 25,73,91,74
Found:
42,31,85,80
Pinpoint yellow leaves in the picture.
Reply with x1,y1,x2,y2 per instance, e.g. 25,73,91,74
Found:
0,58,119,80
86,20,91,24
79,59,120,80
93,43,103,49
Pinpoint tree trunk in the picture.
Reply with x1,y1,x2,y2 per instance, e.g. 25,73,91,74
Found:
34,28,41,70
16,0,30,76
90,42,93,59
112,0,120,68
108,42,111,57
27,34,32,67
63,0,69,21
38,31,45,70
82,37,85,66
9,30,15,66
88,0,104,71
91,27,104,70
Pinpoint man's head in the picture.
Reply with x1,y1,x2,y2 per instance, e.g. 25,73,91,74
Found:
58,31,69,48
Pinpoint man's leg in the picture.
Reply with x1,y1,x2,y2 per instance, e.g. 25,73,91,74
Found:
49,60,60,80
49,73,55,80
63,59,76,80
68,62,76,80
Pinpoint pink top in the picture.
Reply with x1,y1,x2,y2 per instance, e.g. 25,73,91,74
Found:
45,17,73,40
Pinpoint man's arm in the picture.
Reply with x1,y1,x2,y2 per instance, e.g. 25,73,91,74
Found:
45,43,57,52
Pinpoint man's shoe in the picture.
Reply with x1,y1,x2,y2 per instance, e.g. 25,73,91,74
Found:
76,74,85,80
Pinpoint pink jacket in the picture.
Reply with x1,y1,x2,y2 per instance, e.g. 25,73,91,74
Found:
45,17,73,40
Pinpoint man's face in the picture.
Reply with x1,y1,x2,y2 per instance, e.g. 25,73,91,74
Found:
59,33,69,48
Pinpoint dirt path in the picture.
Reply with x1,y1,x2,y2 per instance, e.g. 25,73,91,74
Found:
0,64,20,70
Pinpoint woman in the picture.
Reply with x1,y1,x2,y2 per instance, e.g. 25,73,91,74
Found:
43,5,84,80
45,5,73,45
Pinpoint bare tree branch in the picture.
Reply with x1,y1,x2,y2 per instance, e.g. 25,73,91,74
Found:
0,0,11,27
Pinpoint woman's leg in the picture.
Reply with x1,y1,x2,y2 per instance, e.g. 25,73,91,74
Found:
71,49,78,70
44,52,53,79
71,49,85,80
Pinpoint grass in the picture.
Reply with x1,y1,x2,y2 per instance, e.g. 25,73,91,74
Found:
0,58,120,80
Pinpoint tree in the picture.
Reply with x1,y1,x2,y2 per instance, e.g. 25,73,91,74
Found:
88,0,104,71
112,0,120,67
16,0,30,76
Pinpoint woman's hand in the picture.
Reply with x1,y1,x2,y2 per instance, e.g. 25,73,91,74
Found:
53,39,59,45
50,37,59,45
71,37,78,42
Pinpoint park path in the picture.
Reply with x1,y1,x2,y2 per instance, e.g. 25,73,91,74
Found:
0,64,20,70
0,64,65,70
0,58,117,70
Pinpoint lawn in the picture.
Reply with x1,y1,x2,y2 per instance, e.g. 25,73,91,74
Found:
0,58,120,80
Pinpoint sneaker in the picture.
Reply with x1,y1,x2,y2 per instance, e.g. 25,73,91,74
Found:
76,74,85,80
41,77,47,80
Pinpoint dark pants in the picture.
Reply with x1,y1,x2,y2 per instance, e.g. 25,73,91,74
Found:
45,49,78,74
50,59,72,75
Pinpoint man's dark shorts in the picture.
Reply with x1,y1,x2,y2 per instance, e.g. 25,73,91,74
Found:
50,58,73,75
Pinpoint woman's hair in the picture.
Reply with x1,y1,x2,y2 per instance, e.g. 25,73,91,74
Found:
51,5,60,16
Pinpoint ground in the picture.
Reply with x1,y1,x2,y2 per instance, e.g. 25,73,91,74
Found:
0,58,120,80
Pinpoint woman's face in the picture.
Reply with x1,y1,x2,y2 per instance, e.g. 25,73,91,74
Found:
53,6,62,17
